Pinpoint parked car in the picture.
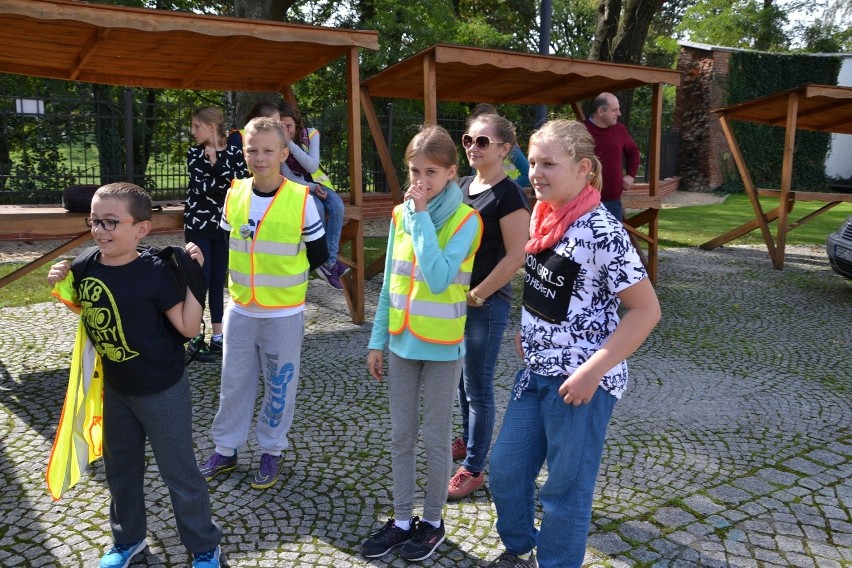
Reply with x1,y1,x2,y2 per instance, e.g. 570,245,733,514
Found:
826,215,852,278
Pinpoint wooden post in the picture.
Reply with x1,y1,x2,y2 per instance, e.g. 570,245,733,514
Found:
717,115,777,262
423,52,437,125
361,87,401,204
645,83,663,284
775,92,799,270
344,47,365,324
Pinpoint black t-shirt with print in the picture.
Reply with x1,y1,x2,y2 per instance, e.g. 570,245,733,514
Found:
460,175,530,302
77,251,185,395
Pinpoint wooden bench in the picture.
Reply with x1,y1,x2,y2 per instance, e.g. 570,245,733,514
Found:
0,204,183,288
700,189,852,254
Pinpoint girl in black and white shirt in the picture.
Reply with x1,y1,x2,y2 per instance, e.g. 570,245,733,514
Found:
185,106,248,358
489,119,660,568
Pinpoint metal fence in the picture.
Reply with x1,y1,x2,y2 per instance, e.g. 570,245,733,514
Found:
0,88,679,205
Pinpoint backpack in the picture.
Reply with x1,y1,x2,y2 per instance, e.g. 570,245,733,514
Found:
70,245,208,342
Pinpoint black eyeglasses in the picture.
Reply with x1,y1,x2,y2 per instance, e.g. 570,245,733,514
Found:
462,134,506,149
85,217,134,231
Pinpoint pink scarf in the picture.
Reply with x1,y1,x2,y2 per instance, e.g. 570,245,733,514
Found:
525,184,601,254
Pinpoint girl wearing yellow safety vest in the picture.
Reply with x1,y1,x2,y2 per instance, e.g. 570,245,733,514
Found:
363,125,482,563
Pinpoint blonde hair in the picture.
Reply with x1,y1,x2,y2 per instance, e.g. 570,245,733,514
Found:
529,119,602,191
94,182,152,222
244,116,290,147
191,106,227,141
404,125,458,180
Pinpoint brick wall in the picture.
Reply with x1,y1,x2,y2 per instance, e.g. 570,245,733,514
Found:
340,192,396,220
674,45,733,192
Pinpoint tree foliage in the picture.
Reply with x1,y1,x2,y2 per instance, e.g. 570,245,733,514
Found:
675,0,795,51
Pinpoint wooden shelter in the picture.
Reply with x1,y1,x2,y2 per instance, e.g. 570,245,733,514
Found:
700,84,852,269
0,0,379,322
360,44,682,283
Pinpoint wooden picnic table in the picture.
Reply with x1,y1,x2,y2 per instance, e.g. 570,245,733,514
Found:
701,84,852,268
0,203,183,288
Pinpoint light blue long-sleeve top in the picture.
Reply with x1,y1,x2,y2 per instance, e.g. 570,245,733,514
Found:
368,208,481,362
508,145,530,188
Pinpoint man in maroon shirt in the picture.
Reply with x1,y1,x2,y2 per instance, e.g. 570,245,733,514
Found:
584,92,641,221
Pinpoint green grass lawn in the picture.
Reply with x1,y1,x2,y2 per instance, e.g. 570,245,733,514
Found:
2,197,849,309
654,194,851,248
0,263,54,309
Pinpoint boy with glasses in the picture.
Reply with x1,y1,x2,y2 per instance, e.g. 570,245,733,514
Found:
48,183,223,568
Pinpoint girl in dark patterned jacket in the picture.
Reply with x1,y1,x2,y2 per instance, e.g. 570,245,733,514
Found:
185,106,248,361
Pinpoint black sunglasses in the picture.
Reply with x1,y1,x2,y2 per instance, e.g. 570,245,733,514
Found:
461,134,506,149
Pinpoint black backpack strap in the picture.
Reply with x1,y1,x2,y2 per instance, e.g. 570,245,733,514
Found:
146,245,208,311
69,246,100,292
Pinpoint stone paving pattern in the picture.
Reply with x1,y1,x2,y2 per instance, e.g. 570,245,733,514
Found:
0,243,849,567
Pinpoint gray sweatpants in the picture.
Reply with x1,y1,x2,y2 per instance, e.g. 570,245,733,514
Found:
387,352,463,523
103,373,221,554
211,308,304,456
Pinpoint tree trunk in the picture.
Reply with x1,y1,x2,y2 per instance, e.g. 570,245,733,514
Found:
232,0,296,124
754,0,775,51
589,0,662,126
233,0,290,21
610,0,661,65
590,0,622,61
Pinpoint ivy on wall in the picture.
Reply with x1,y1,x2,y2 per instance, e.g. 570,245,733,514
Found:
726,51,840,191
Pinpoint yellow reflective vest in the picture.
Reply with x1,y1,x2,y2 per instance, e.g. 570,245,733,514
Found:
388,204,482,344
304,128,335,190
503,156,520,181
48,275,104,500
225,178,310,308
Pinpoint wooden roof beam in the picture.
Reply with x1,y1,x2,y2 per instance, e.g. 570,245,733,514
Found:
446,68,518,100
793,99,850,120
500,74,585,103
277,51,343,91
180,36,243,89
0,0,379,50
69,28,110,81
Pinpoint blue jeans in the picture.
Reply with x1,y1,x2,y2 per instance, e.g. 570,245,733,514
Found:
191,237,228,325
457,295,510,473
602,199,623,221
311,186,344,264
490,370,617,568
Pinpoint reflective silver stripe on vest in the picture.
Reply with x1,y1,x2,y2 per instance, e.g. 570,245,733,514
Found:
389,292,408,310
230,239,302,255
408,298,467,319
391,259,470,285
390,258,414,276
230,270,307,288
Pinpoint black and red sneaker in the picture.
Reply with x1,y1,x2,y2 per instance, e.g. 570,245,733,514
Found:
361,517,417,558
399,518,445,562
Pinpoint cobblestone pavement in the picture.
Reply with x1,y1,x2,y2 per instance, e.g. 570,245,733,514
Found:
1,243,850,567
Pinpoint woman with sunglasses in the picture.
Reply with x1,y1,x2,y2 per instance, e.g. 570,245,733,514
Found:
468,103,530,188
448,112,530,500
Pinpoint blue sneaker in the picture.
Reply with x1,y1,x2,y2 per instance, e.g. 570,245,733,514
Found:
99,540,146,568
192,545,221,568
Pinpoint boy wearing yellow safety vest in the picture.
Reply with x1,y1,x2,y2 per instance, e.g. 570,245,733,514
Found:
47,183,223,568
198,117,329,491
363,125,482,563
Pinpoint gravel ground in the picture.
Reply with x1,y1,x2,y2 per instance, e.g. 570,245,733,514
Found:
1,242,848,567
3,191,849,568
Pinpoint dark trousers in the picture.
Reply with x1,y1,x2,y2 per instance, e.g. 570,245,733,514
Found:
103,373,221,554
